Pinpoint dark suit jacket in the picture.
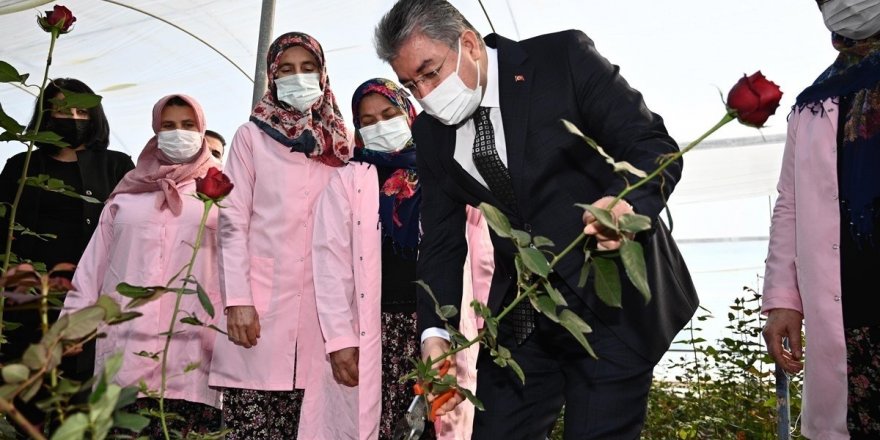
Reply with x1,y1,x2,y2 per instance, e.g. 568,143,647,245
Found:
413,30,699,363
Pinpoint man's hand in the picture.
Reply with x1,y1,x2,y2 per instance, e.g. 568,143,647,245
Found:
226,306,261,348
421,337,463,417
582,196,635,251
762,308,804,374
329,347,359,387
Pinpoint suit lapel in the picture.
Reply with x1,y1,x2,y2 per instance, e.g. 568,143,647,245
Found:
488,34,532,216
431,119,504,208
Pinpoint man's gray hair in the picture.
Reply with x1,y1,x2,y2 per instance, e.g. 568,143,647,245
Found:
374,0,481,63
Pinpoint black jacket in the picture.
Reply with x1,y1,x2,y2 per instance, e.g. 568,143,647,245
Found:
0,147,134,266
413,31,699,363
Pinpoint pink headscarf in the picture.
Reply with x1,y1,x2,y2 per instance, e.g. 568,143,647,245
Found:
110,94,213,215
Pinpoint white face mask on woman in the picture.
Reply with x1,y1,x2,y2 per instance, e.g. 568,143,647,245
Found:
275,73,323,112
157,129,203,163
418,39,483,126
822,0,880,40
359,115,412,153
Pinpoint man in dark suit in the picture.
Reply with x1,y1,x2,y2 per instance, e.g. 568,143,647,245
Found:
374,1,699,438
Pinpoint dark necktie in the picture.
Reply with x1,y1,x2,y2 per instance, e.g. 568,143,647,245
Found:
471,106,534,345
472,106,519,214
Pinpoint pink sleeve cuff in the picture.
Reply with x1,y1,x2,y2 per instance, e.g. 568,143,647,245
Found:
325,335,360,354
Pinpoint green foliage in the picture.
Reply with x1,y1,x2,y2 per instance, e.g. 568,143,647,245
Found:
642,285,803,439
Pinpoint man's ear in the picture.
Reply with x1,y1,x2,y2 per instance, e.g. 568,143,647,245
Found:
460,29,482,62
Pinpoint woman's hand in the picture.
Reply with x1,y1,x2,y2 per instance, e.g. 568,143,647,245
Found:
226,305,261,348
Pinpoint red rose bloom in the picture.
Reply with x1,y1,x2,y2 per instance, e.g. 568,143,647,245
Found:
196,167,234,201
38,5,76,34
726,71,783,128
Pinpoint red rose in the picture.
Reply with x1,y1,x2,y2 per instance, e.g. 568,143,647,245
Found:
38,5,76,34
196,167,234,201
726,71,783,128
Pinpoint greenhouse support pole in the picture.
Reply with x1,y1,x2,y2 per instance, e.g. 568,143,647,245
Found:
252,0,276,108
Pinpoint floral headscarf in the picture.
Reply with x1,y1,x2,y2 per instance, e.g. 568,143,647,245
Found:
250,32,349,167
796,33,880,247
350,78,420,259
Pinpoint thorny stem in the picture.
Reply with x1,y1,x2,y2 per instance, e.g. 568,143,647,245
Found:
1,29,60,353
157,200,212,440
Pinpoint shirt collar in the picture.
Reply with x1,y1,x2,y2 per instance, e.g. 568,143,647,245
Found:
481,47,500,108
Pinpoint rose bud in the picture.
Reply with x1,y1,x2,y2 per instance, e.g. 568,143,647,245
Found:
37,5,76,34
726,71,783,128
196,167,234,202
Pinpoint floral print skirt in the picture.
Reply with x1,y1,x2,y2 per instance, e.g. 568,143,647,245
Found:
221,388,305,440
845,325,880,438
380,311,435,440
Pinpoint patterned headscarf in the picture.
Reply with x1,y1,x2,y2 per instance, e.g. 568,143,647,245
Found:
350,78,420,259
110,94,214,215
250,32,349,167
796,33,880,246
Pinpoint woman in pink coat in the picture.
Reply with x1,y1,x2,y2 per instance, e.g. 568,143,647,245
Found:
762,4,880,438
310,78,493,439
207,32,350,439
63,94,223,437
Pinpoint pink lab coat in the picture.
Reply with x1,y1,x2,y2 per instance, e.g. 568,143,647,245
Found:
63,180,222,408
308,163,495,439
762,99,848,439
209,122,338,399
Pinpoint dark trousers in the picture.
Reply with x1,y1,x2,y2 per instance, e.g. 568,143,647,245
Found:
472,294,655,440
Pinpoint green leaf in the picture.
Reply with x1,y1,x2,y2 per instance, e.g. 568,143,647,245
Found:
115,282,151,298
577,259,590,288
95,295,122,321
52,89,103,111
0,103,25,134
90,384,121,438
531,294,559,322
592,257,622,308
106,311,143,325
0,61,28,84
18,130,68,147
541,279,568,307
196,281,215,318
457,387,484,411
22,344,47,370
478,202,512,238
180,316,203,326
61,305,106,340
0,203,6,219
183,361,201,373
485,317,498,339
0,384,17,399
618,213,652,234
439,305,458,319
562,119,646,178
112,411,150,433
20,377,42,402
558,309,596,358
575,204,618,232
619,240,651,304
1,364,30,384
507,358,525,384
50,412,89,440
103,352,124,380
115,386,140,410
532,236,554,248
518,247,550,278
414,280,449,323
511,229,531,248
133,351,160,361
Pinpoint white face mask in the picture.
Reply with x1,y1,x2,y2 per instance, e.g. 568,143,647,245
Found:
821,0,880,40
157,129,203,163
418,39,483,126
359,115,412,153
275,73,323,112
